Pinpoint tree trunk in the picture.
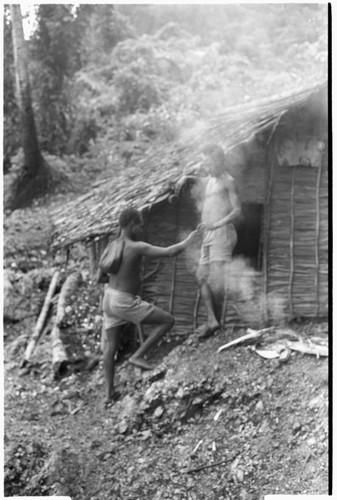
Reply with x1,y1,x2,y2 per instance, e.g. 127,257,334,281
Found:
7,5,51,210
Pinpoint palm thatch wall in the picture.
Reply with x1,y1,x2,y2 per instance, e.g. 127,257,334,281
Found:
265,152,328,320
140,183,201,336
266,161,328,317
262,91,328,320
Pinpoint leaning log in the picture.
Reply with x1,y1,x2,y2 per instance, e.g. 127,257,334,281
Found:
20,270,60,368
51,271,82,378
55,271,82,327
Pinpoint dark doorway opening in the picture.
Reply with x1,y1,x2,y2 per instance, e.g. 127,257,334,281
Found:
233,203,264,271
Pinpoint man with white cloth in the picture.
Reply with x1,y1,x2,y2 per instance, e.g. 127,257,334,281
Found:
97,207,200,405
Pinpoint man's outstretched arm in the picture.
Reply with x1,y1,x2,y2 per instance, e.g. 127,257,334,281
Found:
136,230,200,259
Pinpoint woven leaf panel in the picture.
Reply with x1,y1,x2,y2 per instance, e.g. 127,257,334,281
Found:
267,157,328,318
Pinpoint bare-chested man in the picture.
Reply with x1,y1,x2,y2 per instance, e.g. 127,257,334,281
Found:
196,144,241,338
97,207,200,404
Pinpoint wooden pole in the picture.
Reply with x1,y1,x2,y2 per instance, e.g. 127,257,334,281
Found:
263,147,275,322
315,163,322,317
187,455,237,474
289,167,295,316
169,199,180,315
21,271,60,368
193,289,201,331
88,242,97,276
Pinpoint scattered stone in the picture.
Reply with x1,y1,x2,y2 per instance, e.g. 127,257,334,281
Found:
307,437,317,447
153,406,164,419
255,400,264,413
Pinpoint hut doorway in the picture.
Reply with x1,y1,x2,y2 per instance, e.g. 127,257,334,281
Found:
233,202,264,271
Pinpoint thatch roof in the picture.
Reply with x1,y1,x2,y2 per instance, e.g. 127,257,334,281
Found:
51,80,326,250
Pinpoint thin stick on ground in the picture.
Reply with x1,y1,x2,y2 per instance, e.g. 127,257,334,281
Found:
20,270,60,368
187,455,236,474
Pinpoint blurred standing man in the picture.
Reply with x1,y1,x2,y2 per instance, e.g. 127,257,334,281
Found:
196,144,241,338
97,207,200,405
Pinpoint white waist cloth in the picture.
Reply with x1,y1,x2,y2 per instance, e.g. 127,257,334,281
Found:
102,287,154,329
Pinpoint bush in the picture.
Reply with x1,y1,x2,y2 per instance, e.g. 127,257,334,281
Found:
66,117,98,156
113,65,164,114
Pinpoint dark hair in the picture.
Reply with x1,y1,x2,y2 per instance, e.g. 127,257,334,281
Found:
119,207,142,228
202,144,225,165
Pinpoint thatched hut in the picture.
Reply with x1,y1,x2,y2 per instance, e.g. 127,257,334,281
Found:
52,80,328,333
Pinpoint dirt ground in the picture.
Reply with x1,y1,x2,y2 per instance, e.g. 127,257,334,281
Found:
3,183,330,499
4,288,330,498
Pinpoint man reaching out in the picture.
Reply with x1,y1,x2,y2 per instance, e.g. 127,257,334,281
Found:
97,207,200,405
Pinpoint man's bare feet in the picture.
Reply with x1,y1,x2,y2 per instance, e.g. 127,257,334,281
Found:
104,391,121,408
129,356,155,370
196,322,220,339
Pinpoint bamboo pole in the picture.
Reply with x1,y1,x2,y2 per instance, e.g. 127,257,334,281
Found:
20,270,60,368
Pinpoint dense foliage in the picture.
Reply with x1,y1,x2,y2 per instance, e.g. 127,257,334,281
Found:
3,4,328,170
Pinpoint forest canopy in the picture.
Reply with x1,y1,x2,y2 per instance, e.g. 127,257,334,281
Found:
3,3,327,176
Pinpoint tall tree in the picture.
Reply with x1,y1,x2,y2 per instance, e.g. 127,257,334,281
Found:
75,4,134,65
6,4,50,210
3,6,20,173
30,4,79,154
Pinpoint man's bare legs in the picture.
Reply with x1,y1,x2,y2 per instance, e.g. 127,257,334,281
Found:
209,261,227,325
195,263,223,338
129,306,174,370
103,325,122,404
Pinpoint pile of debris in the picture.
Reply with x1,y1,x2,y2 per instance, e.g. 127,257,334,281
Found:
217,326,328,361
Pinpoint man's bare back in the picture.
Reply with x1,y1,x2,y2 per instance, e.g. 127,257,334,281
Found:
107,235,199,295
107,239,143,295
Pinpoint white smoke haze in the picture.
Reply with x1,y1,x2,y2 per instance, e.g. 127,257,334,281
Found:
179,169,288,327
190,178,207,214
179,223,288,326
179,229,201,275
221,258,287,326
218,257,264,326
180,246,288,326
223,257,256,301
181,229,288,326
179,118,209,146
265,292,288,324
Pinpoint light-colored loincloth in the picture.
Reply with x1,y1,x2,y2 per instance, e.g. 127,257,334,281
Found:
102,287,154,330
199,223,237,265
